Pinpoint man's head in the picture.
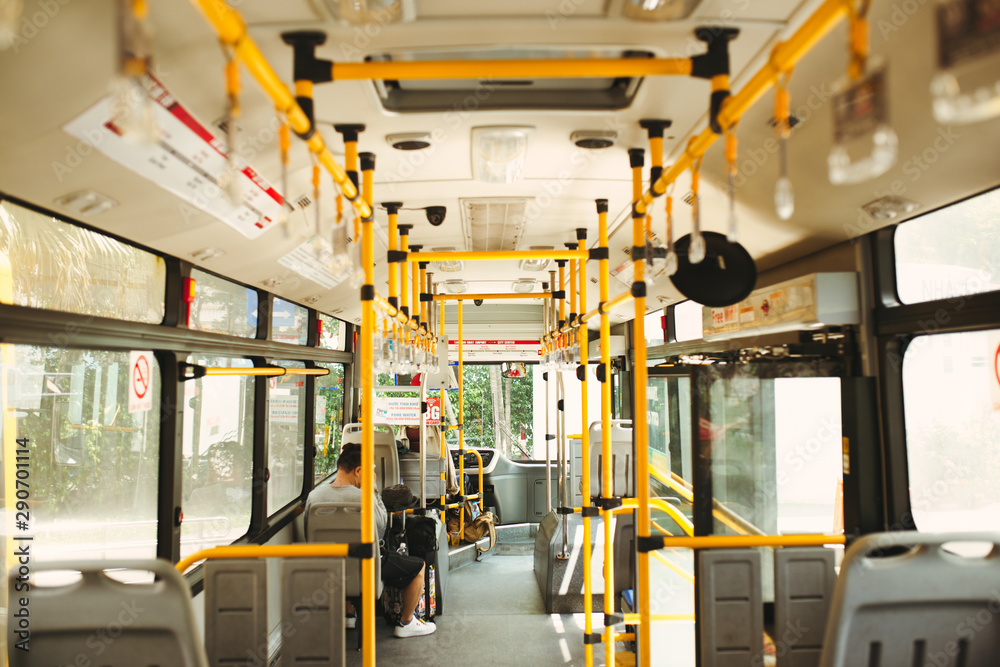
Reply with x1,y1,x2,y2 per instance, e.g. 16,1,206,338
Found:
336,444,364,487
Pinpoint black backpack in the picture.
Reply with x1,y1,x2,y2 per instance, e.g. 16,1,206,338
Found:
405,516,439,564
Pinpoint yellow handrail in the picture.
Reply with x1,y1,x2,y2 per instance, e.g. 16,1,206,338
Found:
434,292,552,301
188,0,371,219
635,0,853,215
330,57,693,81
195,367,329,377
410,249,587,263
659,534,846,550
649,461,764,536
176,543,351,575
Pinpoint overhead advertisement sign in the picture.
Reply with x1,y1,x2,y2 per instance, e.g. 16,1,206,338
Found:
63,74,284,240
447,340,540,362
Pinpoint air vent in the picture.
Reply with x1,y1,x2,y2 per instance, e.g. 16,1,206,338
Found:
682,191,695,206
460,198,529,252
296,195,312,209
768,115,802,130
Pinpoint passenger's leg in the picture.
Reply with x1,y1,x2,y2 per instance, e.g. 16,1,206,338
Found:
400,563,425,621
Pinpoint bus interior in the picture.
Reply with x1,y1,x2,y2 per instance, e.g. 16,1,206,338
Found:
2,0,1000,665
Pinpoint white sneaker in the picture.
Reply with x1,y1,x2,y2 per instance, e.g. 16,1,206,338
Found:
394,615,436,638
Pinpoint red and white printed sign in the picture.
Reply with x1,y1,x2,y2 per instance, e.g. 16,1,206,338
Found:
128,350,154,414
425,396,441,425
447,340,541,362
63,75,284,240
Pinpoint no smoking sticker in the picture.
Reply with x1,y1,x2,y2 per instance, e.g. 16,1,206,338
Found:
129,350,154,413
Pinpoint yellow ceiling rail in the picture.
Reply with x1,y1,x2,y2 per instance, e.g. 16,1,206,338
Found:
188,0,372,219
636,0,853,215
410,249,587,263
331,57,693,81
433,292,553,301
176,543,352,575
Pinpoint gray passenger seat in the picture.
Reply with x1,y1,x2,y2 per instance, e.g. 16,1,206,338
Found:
819,531,1000,667
8,559,208,667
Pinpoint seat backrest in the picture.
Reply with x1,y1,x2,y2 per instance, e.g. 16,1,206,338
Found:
588,419,634,499
342,422,400,490
306,502,382,598
820,531,1000,667
9,559,208,667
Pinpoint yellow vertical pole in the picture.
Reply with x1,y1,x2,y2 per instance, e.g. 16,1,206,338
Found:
399,226,411,358
457,299,466,533
419,263,428,333
359,152,377,667
630,147,653,667
438,285,447,512
578,223,594,667
599,190,615,667
410,246,422,361
385,202,400,354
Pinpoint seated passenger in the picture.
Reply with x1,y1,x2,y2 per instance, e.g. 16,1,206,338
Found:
306,443,436,638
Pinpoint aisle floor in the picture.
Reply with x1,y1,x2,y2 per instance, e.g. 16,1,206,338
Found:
345,554,604,666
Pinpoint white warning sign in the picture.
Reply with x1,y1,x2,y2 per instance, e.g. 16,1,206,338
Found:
128,350,154,414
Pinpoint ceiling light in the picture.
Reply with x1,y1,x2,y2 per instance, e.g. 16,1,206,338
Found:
519,246,553,272
622,0,697,21
53,190,119,216
512,279,536,293
445,280,468,294
324,0,415,24
860,196,920,221
387,132,432,150
571,130,617,149
472,127,531,184
432,247,464,272
191,247,225,262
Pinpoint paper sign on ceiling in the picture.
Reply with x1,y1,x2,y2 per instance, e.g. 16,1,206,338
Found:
62,74,284,240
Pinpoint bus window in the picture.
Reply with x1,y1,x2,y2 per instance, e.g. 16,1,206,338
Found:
0,199,165,323
189,269,258,338
1,346,160,564
180,356,254,558
271,299,308,346
318,314,345,351
314,363,346,482
902,329,1000,532
457,364,535,459
894,187,1000,304
267,360,306,512
672,300,703,342
644,309,665,347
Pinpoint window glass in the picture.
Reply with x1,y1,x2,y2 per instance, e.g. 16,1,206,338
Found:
318,314,346,351
271,298,308,345
189,269,258,338
705,374,843,538
267,360,306,512
181,356,254,558
644,309,664,347
454,364,534,459
0,346,160,569
895,187,1000,304
903,330,1000,531
314,363,346,483
0,200,165,323
673,300,703,342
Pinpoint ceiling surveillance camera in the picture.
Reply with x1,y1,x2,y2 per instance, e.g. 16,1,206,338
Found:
474,299,484,307
425,206,446,226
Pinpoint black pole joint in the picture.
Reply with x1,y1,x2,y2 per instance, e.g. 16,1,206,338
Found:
359,152,376,172
628,147,645,168
595,199,608,214
691,26,740,133
577,227,588,240
382,201,402,215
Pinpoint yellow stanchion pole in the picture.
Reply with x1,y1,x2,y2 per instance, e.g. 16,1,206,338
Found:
598,190,615,667
457,300,466,538
359,152,377,667
385,202,400,357
399,225,411,363
579,222,595,667
629,148,654,667
438,285,448,513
